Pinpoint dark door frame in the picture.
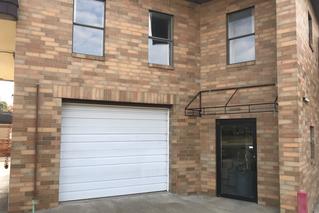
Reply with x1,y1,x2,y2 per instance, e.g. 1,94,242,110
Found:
216,118,258,202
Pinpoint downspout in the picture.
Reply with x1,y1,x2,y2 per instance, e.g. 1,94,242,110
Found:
32,83,40,213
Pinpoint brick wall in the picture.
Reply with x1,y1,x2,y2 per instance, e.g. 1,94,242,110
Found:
198,0,279,207
9,0,201,212
277,0,319,212
9,0,319,212
296,0,319,212
276,0,300,212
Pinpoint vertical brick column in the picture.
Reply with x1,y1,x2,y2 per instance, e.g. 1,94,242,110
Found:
276,0,301,212
295,0,319,212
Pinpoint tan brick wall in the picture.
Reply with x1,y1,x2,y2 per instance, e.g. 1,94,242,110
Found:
277,0,319,212
9,0,319,212
9,0,201,212
198,0,279,207
276,0,301,211
296,0,319,212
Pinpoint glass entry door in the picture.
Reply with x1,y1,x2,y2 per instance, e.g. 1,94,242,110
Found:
216,119,257,202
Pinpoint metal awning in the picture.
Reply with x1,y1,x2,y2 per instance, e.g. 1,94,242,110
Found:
0,0,19,21
185,84,278,117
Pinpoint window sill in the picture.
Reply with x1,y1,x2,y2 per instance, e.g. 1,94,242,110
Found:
72,53,105,61
227,60,256,68
148,63,174,70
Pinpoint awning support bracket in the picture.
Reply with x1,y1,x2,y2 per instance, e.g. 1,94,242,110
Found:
185,83,278,117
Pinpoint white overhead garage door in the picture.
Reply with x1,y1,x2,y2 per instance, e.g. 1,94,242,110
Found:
59,103,169,202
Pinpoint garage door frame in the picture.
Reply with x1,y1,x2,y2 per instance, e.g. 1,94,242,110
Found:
59,100,171,201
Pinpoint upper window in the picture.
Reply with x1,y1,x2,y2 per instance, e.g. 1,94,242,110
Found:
148,11,173,66
227,8,255,64
73,0,105,56
308,13,313,50
310,126,315,160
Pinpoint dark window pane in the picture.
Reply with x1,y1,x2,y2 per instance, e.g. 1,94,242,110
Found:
228,8,254,38
149,12,172,39
310,126,315,159
148,38,171,65
229,35,255,64
73,25,104,56
309,13,313,47
74,0,104,28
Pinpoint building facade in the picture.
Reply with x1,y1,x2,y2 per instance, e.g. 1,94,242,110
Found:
6,0,319,213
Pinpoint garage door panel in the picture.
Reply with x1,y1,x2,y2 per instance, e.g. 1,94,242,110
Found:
62,118,167,128
60,155,167,167
61,141,167,152
60,104,169,202
62,126,167,135
59,176,167,193
62,111,167,120
61,149,167,159
61,134,167,143
62,104,168,114
62,106,167,120
60,163,167,184
59,183,167,202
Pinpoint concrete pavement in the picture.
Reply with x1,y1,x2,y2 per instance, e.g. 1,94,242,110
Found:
38,192,279,213
0,157,280,213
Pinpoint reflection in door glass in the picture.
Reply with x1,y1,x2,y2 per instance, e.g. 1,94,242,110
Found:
220,123,256,199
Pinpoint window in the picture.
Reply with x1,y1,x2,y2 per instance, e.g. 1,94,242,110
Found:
310,126,315,160
308,13,313,50
73,0,105,56
227,8,255,64
148,11,173,66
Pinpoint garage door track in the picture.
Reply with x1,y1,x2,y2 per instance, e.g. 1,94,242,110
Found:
38,193,279,213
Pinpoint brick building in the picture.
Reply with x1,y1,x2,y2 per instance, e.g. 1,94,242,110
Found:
5,0,319,212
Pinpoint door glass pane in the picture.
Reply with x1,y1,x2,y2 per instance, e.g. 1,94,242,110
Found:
148,38,171,65
149,12,172,39
228,8,254,38
220,122,256,199
73,25,104,56
229,35,255,64
74,0,105,28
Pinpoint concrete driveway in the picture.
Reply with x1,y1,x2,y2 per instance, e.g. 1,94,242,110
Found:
38,193,279,213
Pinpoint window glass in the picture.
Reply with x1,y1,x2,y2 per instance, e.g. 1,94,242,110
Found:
148,39,171,65
73,25,104,56
73,0,105,56
229,35,255,64
228,8,255,64
228,9,254,38
148,11,173,66
149,13,172,39
74,0,105,28
308,13,313,48
310,126,315,160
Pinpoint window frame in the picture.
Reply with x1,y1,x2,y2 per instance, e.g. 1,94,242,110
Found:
148,10,174,67
72,0,106,57
227,7,256,65
310,126,315,160
308,12,313,51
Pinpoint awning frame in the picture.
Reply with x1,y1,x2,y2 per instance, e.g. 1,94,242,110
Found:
185,84,278,117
